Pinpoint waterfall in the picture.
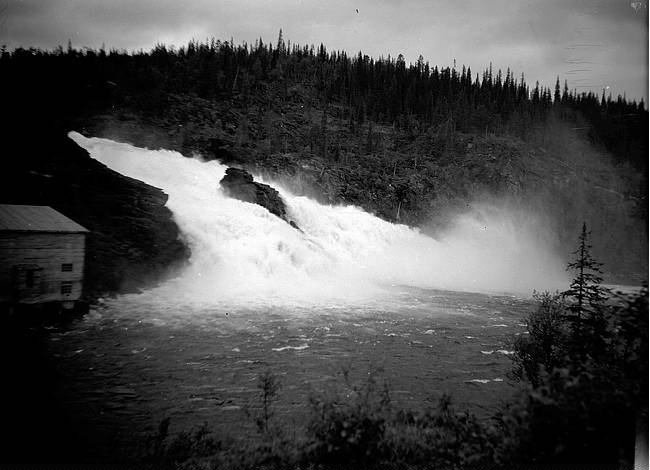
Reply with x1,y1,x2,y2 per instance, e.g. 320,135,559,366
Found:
69,132,567,307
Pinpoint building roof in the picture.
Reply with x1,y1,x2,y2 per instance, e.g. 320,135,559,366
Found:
0,205,88,233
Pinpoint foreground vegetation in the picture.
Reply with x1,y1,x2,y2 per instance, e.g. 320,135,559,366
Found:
140,226,647,469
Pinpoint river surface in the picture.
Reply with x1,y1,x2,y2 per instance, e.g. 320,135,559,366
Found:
45,287,532,460
52,132,562,460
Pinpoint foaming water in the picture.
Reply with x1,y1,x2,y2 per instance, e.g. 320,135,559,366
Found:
69,132,567,308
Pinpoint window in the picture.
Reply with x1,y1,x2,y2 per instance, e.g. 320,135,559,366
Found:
13,265,41,292
61,281,73,295
61,263,73,272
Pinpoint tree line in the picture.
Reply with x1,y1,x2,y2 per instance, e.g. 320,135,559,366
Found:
1,32,647,171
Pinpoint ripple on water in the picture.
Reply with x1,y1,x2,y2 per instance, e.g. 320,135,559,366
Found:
271,344,310,352
45,286,533,457
467,378,505,384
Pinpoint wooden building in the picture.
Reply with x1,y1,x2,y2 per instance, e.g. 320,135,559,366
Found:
0,205,88,308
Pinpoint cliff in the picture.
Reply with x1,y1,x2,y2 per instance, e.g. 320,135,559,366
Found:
0,127,189,297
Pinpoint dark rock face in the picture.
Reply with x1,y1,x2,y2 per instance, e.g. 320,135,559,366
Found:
220,168,298,228
0,129,190,297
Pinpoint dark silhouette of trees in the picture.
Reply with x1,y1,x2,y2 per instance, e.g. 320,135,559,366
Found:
511,222,647,468
1,34,646,171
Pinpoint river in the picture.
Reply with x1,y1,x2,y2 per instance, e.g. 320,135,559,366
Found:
42,132,566,461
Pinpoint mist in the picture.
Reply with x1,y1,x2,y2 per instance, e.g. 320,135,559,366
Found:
69,131,568,307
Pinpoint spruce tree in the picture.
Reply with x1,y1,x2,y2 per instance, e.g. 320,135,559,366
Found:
554,76,561,104
563,222,608,330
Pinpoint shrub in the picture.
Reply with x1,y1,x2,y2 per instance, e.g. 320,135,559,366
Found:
255,368,282,435
385,395,499,469
301,369,392,468
299,370,498,469
144,418,221,469
504,287,648,468
512,291,569,386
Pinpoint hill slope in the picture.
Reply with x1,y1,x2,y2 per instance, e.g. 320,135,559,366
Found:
85,90,647,283
1,41,647,287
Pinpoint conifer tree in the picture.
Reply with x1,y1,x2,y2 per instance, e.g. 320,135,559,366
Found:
563,222,608,329
276,29,285,55
562,79,570,104
554,76,561,104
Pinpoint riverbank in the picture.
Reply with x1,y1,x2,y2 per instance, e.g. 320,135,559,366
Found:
0,125,189,299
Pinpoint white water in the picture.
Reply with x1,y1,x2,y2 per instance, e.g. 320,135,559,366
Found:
69,132,568,308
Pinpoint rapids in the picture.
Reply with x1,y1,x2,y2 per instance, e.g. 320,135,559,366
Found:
69,131,567,308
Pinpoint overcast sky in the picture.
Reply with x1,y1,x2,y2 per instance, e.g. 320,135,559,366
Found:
2,0,648,101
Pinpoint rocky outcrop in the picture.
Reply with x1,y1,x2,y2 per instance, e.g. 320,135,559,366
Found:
0,128,190,297
220,168,299,229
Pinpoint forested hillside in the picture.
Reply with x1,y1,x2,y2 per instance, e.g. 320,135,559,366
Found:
1,34,647,282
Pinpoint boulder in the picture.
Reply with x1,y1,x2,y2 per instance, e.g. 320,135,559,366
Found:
220,168,299,229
